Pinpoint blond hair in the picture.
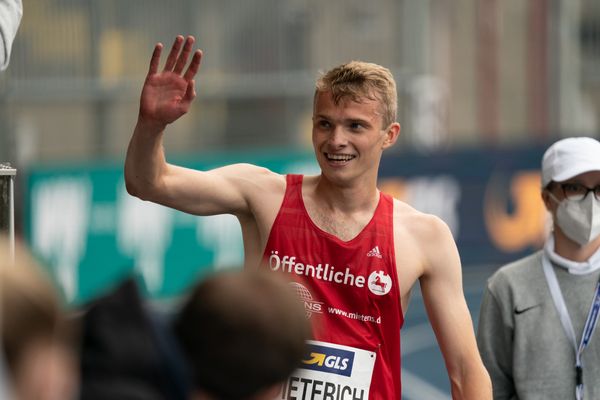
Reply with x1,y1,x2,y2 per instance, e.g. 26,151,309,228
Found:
315,60,398,128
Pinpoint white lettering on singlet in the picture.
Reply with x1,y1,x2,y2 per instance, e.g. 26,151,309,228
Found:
269,251,366,289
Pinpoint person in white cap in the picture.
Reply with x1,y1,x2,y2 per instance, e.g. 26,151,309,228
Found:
477,136,600,400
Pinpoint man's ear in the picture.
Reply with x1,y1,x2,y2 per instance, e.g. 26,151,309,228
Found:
541,188,553,211
382,122,401,149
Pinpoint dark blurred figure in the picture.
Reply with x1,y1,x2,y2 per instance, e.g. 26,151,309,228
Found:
79,269,309,400
79,277,188,400
173,269,310,400
0,236,79,400
0,0,22,71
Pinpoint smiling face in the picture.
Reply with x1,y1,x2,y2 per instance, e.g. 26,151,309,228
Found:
312,90,399,186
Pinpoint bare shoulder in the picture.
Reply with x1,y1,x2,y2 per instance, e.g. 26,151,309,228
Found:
231,164,290,216
392,198,452,242
392,198,457,277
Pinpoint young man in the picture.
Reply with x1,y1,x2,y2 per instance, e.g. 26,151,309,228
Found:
477,137,600,400
125,35,491,399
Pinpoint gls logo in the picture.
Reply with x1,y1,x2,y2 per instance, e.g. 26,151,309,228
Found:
300,343,355,377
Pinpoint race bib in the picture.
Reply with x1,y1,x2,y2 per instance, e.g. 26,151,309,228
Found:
275,340,376,400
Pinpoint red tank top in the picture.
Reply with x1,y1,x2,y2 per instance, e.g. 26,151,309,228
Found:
262,174,403,400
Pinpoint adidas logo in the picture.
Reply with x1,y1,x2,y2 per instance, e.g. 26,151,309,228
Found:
367,246,382,258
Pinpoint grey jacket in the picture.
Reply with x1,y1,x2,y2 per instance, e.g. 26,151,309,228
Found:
477,251,600,400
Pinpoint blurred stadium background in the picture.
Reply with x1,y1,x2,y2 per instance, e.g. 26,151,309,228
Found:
1,1,600,398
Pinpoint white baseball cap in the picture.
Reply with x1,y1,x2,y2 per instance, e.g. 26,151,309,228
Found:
541,137,600,187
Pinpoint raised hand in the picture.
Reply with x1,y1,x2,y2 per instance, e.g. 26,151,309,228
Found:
139,35,202,129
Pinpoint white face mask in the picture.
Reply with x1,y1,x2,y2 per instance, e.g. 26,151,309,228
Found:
549,192,600,246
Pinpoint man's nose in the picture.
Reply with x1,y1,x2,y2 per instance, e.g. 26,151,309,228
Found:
328,127,347,146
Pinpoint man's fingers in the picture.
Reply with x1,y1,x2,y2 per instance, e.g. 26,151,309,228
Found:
183,79,196,104
183,50,203,81
173,36,195,75
163,35,184,72
147,43,163,76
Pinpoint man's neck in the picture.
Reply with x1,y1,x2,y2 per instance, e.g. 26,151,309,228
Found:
311,174,380,214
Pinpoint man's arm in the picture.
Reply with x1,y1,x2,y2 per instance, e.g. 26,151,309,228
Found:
125,35,272,217
417,215,492,399
477,283,517,400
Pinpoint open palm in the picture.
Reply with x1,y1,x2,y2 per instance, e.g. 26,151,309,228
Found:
139,35,202,127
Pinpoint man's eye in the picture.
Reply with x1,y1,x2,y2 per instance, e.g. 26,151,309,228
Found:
350,123,363,130
564,183,585,193
318,120,331,129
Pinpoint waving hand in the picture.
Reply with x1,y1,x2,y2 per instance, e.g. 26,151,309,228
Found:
139,35,202,129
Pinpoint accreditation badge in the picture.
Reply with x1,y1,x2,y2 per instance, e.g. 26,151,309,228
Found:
274,340,376,400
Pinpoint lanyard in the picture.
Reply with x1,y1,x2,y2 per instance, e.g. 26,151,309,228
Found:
542,254,600,400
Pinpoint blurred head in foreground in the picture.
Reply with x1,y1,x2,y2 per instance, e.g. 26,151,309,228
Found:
0,236,78,400
173,270,310,400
